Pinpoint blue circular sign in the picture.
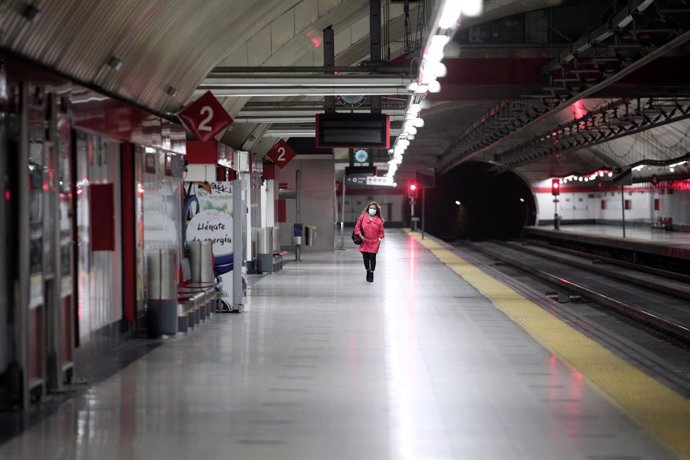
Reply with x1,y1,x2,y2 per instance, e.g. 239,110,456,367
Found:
354,149,368,163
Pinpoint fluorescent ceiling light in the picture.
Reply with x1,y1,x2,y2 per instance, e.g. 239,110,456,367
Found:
439,1,463,28
460,0,483,17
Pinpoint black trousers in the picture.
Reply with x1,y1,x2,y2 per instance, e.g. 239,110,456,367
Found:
362,252,377,271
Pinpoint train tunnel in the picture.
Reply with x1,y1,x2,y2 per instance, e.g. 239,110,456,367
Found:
425,162,536,241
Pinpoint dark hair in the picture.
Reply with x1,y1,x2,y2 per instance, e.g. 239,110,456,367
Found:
363,201,384,221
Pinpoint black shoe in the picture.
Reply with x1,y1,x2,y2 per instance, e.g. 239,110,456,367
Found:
370,271,375,282
366,271,373,282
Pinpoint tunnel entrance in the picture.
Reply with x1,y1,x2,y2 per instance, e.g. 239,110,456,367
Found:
425,162,536,241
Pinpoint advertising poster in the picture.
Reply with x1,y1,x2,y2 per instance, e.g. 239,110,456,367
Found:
184,181,235,305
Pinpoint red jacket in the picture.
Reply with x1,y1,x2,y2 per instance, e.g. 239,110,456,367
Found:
355,213,385,253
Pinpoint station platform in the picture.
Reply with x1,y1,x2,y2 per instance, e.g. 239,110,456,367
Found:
0,230,688,460
532,223,690,244
526,224,690,262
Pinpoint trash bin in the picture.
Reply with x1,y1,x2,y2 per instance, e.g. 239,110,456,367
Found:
147,249,178,336
292,223,303,246
257,227,274,272
304,225,317,246
148,249,176,300
273,226,280,252
189,240,214,283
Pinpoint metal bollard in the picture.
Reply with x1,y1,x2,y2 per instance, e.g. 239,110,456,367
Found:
189,240,214,283
147,249,178,336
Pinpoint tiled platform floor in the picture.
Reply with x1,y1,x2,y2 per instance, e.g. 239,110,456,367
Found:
0,231,674,459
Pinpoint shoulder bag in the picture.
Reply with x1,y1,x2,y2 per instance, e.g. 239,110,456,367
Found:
352,216,365,245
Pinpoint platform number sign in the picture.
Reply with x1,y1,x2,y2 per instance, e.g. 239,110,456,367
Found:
267,139,296,169
178,91,233,142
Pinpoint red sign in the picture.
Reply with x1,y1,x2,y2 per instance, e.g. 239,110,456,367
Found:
178,91,233,142
267,139,296,169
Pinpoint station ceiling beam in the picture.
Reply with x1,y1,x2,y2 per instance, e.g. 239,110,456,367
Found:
436,0,690,174
494,97,690,170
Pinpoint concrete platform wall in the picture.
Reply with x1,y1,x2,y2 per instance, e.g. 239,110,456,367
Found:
277,157,336,252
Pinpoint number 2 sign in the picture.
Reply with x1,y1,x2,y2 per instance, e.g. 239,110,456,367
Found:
178,91,233,142
267,139,296,169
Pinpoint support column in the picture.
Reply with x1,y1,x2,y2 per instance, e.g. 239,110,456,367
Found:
340,177,346,250
46,94,62,391
323,26,335,114
17,80,30,409
621,185,626,238
370,0,382,114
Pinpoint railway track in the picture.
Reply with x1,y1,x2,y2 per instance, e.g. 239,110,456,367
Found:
459,240,690,343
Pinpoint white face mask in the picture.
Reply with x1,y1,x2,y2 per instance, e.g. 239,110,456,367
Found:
368,208,376,216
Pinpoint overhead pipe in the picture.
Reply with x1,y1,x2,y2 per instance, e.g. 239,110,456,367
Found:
199,76,412,87
233,114,406,124
238,109,406,117
196,87,410,97
210,66,412,74
265,128,402,137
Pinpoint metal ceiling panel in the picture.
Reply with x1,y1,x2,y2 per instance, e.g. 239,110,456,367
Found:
0,0,333,114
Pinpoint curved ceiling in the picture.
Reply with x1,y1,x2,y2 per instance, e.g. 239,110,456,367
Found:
2,0,688,182
0,0,355,114
400,0,690,182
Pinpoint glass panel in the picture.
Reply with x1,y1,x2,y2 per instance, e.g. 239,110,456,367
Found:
75,133,123,341
28,132,44,308
134,147,145,313
57,120,72,283
142,148,183,296
75,133,91,339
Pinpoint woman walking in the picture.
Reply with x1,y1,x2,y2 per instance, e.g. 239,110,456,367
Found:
354,201,385,282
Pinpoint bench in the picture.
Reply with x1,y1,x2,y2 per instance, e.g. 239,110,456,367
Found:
176,258,217,333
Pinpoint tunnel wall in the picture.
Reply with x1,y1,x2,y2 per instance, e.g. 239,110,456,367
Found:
426,163,536,240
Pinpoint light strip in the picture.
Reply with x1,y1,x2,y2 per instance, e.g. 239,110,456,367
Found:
387,0,483,181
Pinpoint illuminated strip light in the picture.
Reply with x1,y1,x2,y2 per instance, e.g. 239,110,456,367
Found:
387,1,483,182
366,176,397,187
558,169,615,184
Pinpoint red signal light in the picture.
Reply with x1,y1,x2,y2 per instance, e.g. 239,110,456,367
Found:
552,179,560,196
408,182,418,199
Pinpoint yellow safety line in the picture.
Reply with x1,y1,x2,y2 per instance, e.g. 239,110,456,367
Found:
407,230,690,459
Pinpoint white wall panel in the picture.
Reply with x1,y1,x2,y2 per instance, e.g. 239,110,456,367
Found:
271,9,296,54
221,43,249,67
248,25,272,66
334,28,352,55
318,0,343,16
534,183,690,227
344,193,404,224
295,0,320,33
277,158,336,252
